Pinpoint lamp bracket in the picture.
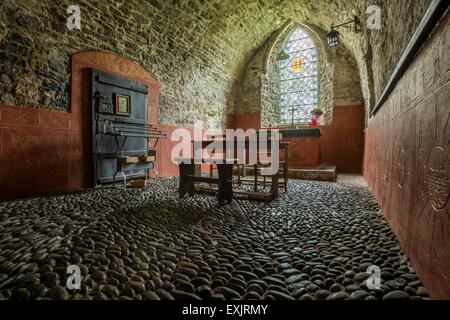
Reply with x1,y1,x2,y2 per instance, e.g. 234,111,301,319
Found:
331,15,361,33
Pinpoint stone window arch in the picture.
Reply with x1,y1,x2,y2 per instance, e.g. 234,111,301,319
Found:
260,23,334,128
279,27,318,125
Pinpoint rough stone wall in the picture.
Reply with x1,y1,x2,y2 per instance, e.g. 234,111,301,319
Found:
315,29,335,125
259,24,336,127
0,0,433,130
231,25,283,128
333,45,364,107
335,0,433,116
250,23,362,128
260,47,281,127
0,0,290,130
230,0,432,126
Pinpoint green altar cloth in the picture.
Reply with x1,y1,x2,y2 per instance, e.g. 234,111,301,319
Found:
278,128,323,137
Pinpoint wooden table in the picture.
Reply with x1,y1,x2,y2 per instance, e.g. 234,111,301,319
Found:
176,158,237,206
239,140,290,192
187,138,289,202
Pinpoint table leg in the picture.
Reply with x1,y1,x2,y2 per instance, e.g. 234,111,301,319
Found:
270,170,278,199
178,163,196,197
284,144,289,190
122,171,127,190
254,164,258,192
237,164,241,186
217,163,233,205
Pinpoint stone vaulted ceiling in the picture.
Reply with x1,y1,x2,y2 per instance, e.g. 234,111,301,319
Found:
176,0,432,116
0,0,432,128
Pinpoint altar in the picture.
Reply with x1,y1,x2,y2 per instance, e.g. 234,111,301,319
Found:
277,127,323,137
175,132,290,205
275,127,323,168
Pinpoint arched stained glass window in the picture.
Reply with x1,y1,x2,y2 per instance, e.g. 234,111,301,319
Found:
279,28,318,125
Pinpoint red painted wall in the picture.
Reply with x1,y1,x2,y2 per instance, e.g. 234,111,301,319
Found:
320,105,365,173
282,135,321,167
363,12,449,299
230,104,365,172
0,105,89,198
0,51,205,199
227,112,261,131
154,124,210,178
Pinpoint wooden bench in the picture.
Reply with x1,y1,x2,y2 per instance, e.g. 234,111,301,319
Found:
176,158,238,206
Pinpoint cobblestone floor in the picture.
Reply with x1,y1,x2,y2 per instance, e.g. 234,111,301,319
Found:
0,178,429,300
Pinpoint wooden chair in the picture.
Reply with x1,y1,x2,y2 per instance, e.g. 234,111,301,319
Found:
253,151,288,192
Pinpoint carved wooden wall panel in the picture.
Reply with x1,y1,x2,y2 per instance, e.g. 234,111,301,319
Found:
363,13,449,299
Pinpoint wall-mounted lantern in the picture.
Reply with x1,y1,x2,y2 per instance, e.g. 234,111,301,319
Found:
326,15,362,47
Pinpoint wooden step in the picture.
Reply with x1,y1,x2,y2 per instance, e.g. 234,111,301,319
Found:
120,156,139,164
130,178,146,187
188,175,220,184
288,166,336,181
139,155,156,162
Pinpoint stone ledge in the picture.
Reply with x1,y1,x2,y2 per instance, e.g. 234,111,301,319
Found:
230,165,337,182
288,166,336,182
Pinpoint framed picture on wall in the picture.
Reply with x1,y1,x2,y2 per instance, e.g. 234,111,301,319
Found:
115,93,131,116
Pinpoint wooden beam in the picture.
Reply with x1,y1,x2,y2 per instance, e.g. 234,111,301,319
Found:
130,179,146,187
187,175,220,184
120,156,139,164
139,155,156,162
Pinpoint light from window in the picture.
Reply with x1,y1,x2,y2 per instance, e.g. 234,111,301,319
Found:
279,28,318,125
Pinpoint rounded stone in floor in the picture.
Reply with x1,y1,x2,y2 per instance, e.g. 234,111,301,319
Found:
382,290,410,300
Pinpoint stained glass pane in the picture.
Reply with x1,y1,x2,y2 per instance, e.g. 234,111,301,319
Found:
279,28,318,125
